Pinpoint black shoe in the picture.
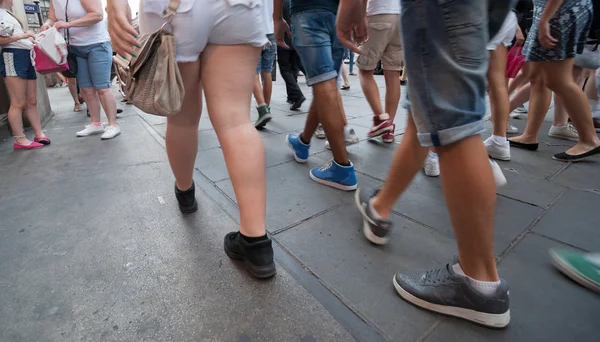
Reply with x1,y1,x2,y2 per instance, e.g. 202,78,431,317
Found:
508,139,538,151
552,146,600,162
224,232,276,279
290,96,306,110
174,182,198,214
354,187,393,245
117,108,123,114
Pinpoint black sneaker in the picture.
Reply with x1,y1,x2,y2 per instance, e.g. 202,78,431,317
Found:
174,182,198,214
254,104,272,129
354,187,393,245
393,258,510,328
290,96,306,110
224,232,276,279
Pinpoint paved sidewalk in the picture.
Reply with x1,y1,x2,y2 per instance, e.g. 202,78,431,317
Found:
1,73,599,341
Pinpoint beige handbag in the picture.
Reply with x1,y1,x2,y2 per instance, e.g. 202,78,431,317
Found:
125,0,184,116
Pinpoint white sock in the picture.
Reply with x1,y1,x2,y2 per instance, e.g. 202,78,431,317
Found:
344,125,351,137
492,135,507,144
452,263,501,295
428,151,438,159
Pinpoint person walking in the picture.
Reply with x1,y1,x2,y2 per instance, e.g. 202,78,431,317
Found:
43,0,121,140
277,0,306,110
253,0,277,128
0,0,51,149
107,0,276,278
339,0,511,328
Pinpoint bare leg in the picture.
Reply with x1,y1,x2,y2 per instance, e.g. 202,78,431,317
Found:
341,63,350,87
542,59,600,155
359,68,383,115
4,76,31,145
509,62,551,144
508,62,530,94
81,88,102,123
166,61,202,192
488,46,509,137
202,44,266,237
96,87,118,126
509,82,531,112
312,79,350,164
25,80,46,138
383,70,401,121
67,79,81,109
300,99,321,143
261,72,273,106
371,114,429,218
253,74,266,105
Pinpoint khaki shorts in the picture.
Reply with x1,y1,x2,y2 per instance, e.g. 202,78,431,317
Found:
357,14,402,71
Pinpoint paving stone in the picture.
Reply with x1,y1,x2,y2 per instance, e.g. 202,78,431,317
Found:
215,160,382,232
275,203,458,341
425,234,600,342
496,167,566,208
551,161,600,191
532,189,600,251
194,147,229,182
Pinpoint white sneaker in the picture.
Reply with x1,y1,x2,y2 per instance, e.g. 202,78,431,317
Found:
510,105,528,119
314,124,326,139
484,136,511,161
325,128,359,150
490,159,507,188
77,124,105,137
506,123,519,134
423,153,440,177
101,125,121,140
548,124,578,142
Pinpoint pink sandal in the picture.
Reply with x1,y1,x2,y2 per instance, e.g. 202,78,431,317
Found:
34,136,51,145
14,141,44,150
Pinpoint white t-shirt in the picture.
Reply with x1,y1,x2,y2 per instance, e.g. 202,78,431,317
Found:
0,9,34,50
366,0,401,16
263,0,274,34
52,0,110,46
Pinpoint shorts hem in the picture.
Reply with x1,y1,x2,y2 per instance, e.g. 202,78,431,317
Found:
416,120,484,147
306,71,338,86
176,55,200,63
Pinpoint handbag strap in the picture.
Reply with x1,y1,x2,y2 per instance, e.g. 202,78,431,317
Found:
64,0,70,45
164,0,181,22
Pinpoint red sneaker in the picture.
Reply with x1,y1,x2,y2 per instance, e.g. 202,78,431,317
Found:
368,113,393,138
382,124,395,143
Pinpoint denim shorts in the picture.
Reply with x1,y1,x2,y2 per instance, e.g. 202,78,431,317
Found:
256,34,277,74
0,48,37,80
291,9,345,86
401,0,509,147
69,41,113,89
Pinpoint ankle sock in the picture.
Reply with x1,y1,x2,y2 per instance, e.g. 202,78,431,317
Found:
335,159,351,167
452,263,501,295
92,122,102,126
299,134,310,145
343,125,351,136
492,135,507,144
241,233,269,243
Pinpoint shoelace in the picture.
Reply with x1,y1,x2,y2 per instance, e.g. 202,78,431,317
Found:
422,264,451,284
567,123,578,136
319,160,333,171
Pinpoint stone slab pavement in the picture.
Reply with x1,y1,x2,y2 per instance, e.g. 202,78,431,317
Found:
1,71,599,342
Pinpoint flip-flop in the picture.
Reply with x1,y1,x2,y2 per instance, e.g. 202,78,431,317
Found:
34,136,51,145
553,146,600,162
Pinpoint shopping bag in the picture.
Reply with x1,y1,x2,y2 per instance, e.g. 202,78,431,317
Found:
31,46,69,75
34,27,68,65
505,45,525,79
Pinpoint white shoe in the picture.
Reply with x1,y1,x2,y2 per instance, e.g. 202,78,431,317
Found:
314,124,326,139
423,153,440,177
548,124,578,142
509,105,528,119
325,128,359,150
489,159,507,188
101,125,121,140
484,136,511,161
506,123,519,134
77,124,105,137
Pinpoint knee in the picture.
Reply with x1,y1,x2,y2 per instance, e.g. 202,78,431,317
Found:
81,88,95,98
544,77,565,92
96,88,112,97
27,97,37,107
10,100,26,111
529,72,544,88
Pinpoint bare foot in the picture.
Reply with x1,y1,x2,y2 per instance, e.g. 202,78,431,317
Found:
508,135,538,144
15,137,33,146
565,141,600,155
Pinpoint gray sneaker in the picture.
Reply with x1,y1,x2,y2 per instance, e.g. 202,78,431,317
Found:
354,188,393,245
255,104,272,129
393,258,510,328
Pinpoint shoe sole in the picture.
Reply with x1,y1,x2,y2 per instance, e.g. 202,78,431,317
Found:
286,136,308,163
291,98,306,110
548,133,579,142
382,135,395,143
354,190,389,245
393,276,511,328
224,248,276,279
423,165,440,177
368,125,393,138
178,200,198,214
77,130,105,137
255,114,272,128
101,131,122,140
309,170,357,191
510,113,527,119
549,251,600,293
487,151,511,161
315,133,326,139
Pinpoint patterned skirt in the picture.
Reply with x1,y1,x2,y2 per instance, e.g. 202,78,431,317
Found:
523,0,593,62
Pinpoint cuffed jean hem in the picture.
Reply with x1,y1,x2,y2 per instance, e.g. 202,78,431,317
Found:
306,71,338,86
416,119,484,147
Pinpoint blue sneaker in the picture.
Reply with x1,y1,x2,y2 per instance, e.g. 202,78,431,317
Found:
309,159,358,191
286,134,310,163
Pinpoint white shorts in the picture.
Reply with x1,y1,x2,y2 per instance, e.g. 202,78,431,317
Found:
139,0,268,62
487,11,517,51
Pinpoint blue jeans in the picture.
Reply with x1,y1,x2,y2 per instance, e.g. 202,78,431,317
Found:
0,48,36,80
69,41,113,89
256,34,277,74
291,9,345,86
401,0,509,147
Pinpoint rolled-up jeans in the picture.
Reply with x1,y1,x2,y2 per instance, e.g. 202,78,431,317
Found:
401,0,511,147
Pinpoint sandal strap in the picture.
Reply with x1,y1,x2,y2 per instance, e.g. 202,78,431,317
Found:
13,135,26,140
